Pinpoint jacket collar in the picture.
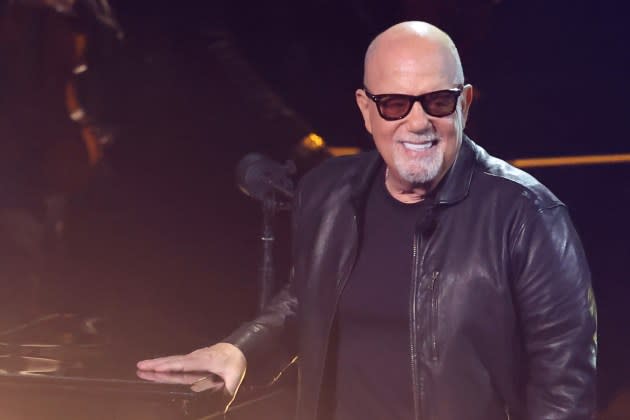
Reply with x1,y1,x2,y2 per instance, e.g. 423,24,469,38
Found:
434,135,476,205
349,135,477,207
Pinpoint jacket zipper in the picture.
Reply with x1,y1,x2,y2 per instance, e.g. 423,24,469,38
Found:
414,216,439,420
429,271,440,361
410,229,421,420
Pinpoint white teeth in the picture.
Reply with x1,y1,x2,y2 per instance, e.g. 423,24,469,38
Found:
402,142,433,151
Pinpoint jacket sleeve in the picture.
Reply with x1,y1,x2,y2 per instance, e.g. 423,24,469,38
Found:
511,204,597,420
222,280,298,382
222,188,303,384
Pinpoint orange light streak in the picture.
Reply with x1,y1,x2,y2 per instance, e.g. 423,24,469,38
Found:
510,154,630,168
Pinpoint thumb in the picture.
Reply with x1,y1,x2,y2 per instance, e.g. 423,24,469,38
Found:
222,365,246,396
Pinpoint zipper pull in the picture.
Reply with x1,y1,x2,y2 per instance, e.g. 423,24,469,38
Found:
428,271,439,290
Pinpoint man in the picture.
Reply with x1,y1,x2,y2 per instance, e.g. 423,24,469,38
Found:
138,21,597,420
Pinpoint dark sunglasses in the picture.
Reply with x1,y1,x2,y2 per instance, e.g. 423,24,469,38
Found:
363,85,463,120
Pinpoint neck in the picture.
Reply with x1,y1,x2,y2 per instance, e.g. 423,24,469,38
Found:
384,167,431,204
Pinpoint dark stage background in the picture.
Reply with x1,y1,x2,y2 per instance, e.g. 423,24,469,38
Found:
0,0,628,416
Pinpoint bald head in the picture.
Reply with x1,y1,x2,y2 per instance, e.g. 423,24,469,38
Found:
355,21,473,200
363,21,464,89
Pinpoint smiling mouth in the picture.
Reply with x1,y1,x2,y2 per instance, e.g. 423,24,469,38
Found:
401,140,438,152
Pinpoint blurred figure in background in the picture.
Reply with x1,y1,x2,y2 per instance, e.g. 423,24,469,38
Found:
0,0,120,322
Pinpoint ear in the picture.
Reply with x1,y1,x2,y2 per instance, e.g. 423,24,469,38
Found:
355,88,373,134
460,84,474,128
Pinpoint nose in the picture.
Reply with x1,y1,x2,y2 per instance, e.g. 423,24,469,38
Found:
405,100,432,132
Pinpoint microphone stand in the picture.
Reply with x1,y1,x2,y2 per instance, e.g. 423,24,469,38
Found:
236,154,295,314
257,190,292,313
258,194,276,313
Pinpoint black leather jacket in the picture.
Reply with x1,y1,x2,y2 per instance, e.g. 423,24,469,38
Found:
226,137,597,420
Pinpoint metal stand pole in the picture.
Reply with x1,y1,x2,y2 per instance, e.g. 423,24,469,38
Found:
257,195,277,313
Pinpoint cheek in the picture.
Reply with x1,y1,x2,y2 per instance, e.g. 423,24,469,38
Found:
434,120,461,159
435,119,458,143
371,121,396,146
370,123,399,161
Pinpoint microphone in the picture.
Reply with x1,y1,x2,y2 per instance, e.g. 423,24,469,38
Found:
236,153,296,201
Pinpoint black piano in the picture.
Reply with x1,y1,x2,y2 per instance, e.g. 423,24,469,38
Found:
0,313,296,420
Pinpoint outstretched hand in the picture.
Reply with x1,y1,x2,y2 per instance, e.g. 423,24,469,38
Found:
136,370,226,393
136,342,247,396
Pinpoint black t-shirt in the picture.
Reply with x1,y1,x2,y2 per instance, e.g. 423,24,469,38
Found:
332,166,427,420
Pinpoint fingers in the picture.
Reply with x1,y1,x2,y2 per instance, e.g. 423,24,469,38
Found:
136,370,226,394
137,355,184,371
137,354,213,373
136,370,207,384
137,356,189,372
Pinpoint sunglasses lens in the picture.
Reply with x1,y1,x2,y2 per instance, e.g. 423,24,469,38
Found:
423,91,459,117
369,88,462,120
377,95,413,120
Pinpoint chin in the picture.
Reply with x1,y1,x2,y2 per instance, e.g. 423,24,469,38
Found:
400,169,439,185
393,153,443,185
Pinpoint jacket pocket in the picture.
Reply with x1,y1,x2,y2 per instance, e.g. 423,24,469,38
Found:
428,271,440,361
